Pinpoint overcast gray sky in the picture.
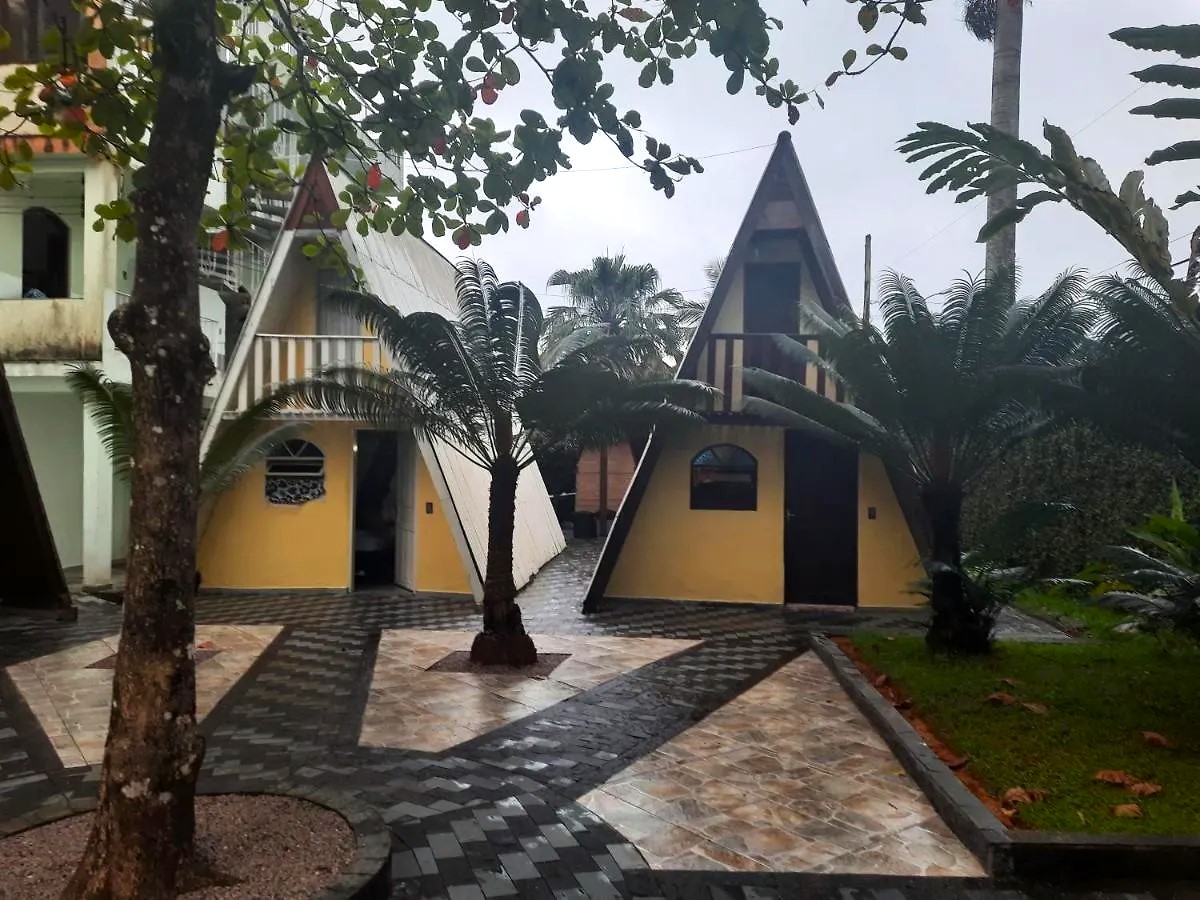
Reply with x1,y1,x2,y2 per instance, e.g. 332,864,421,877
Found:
428,0,1199,311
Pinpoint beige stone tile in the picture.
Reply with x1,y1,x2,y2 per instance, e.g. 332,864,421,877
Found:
579,653,983,876
360,629,696,753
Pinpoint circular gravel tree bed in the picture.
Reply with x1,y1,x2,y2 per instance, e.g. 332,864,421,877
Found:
0,794,355,898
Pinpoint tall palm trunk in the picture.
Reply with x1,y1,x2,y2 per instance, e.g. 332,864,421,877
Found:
985,0,1024,281
921,482,993,654
63,3,250,896
470,414,537,666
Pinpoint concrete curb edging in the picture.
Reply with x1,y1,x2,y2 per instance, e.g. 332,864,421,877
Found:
808,635,1013,878
811,634,1200,885
0,778,390,900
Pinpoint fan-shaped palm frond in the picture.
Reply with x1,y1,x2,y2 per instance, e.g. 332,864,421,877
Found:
741,269,1090,653
66,364,134,477
543,254,687,376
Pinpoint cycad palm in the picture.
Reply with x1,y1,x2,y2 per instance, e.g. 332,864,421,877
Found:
297,259,709,665
1077,275,1200,468
742,271,1093,653
544,254,687,377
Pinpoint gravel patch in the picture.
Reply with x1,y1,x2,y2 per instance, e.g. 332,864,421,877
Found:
0,794,355,899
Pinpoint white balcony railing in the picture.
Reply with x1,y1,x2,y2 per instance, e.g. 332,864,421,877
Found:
226,333,385,417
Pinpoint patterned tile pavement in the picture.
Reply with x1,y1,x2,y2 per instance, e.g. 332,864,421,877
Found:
0,541,1151,899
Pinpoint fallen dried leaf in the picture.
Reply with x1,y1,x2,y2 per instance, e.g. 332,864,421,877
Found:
987,691,1017,706
873,673,890,688
1095,770,1137,786
999,806,1017,820
944,754,970,771
1112,803,1143,819
1022,702,1049,715
895,697,912,711
197,640,215,650
1130,782,1162,797
1001,677,1022,687
1003,787,1033,805
1142,731,1174,748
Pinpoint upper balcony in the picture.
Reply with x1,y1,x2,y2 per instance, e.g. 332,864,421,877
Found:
224,332,386,418
696,332,846,416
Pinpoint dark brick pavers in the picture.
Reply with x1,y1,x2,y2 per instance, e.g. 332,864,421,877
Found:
0,543,1151,899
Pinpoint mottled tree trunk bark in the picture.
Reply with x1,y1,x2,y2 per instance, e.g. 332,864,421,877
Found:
62,1,251,896
985,0,1024,283
470,415,537,666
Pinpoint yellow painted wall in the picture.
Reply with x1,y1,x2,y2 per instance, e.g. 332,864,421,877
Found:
606,426,924,608
858,454,924,608
608,425,785,603
198,421,354,589
414,454,474,595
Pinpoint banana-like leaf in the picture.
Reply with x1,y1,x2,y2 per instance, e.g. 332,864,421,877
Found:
1146,141,1200,166
1133,64,1200,89
1131,98,1200,120
1112,25,1200,59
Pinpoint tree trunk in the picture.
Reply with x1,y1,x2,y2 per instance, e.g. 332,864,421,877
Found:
921,483,993,654
985,0,1024,282
63,4,252,897
470,452,537,667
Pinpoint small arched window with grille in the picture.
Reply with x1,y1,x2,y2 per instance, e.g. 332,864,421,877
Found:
690,444,757,511
264,440,326,505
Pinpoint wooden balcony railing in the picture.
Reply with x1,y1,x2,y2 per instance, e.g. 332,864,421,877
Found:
698,332,846,415
226,333,385,416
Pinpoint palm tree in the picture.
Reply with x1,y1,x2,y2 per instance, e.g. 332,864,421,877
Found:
66,364,307,539
742,270,1094,653
961,0,1027,279
1070,275,1200,468
544,254,687,377
297,259,710,666
668,256,725,335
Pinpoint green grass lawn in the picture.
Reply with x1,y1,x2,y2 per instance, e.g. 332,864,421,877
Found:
1013,588,1130,639
853,632,1200,834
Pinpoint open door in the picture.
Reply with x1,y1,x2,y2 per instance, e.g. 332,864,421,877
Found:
393,433,416,590
783,430,857,606
353,430,398,589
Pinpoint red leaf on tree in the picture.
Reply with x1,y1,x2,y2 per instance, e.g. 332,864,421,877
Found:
210,230,229,252
366,163,383,190
480,86,499,105
452,226,471,250
1094,770,1136,786
515,209,529,228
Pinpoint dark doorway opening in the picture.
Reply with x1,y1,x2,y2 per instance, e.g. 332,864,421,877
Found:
354,430,399,589
743,261,801,374
783,430,858,606
22,207,70,298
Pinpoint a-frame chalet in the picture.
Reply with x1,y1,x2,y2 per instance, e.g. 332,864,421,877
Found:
197,163,565,595
585,132,923,611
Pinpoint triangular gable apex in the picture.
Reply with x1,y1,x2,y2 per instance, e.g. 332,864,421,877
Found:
584,131,853,612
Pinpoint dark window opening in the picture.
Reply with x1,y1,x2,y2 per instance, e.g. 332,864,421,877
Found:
22,207,69,298
0,0,81,65
690,444,757,511
265,439,325,505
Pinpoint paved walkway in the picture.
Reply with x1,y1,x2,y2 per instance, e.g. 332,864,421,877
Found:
1,542,1139,900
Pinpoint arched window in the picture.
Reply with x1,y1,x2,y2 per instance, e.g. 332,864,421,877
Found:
690,444,757,511
22,207,70,298
265,439,325,505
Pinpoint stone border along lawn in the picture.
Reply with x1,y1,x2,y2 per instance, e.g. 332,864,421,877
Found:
0,779,392,900
811,633,1200,885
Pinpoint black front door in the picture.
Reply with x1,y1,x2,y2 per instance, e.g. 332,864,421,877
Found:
783,430,858,606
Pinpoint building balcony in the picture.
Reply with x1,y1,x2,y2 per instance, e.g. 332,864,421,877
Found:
224,333,386,418
696,332,846,416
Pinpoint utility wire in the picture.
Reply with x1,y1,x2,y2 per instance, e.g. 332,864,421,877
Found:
895,83,1150,264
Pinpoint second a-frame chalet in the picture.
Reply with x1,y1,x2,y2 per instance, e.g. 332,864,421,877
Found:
584,132,923,611
197,163,565,595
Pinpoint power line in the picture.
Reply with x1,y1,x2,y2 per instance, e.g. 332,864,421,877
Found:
895,83,1150,264
558,140,775,174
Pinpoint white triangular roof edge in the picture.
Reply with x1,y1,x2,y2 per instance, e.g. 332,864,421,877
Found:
199,163,565,598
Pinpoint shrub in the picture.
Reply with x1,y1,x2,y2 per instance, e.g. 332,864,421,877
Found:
964,423,1200,576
